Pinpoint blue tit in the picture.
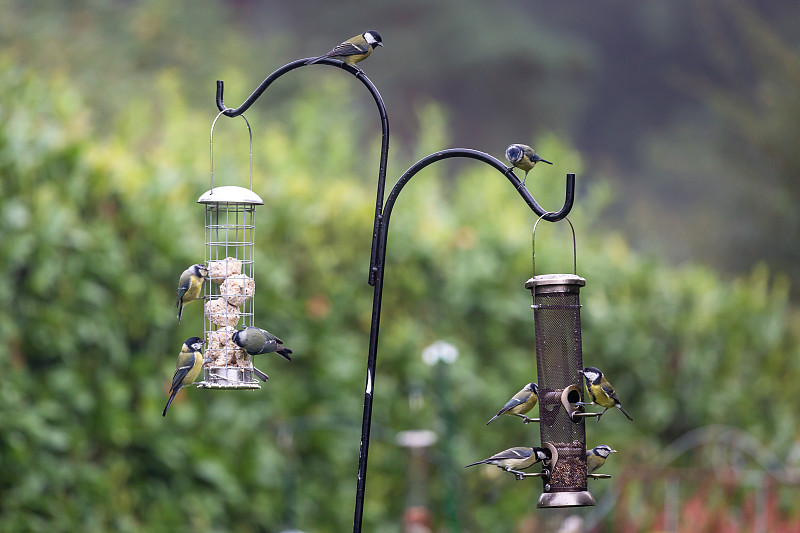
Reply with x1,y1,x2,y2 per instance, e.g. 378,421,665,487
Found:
505,144,553,186
578,366,634,421
162,337,205,417
485,382,538,425
176,263,208,324
306,30,383,71
465,446,551,479
232,326,292,361
586,444,617,473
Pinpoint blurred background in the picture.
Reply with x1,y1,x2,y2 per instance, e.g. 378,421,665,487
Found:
1,0,800,531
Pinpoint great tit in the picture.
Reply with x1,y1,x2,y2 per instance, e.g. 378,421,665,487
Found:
586,444,617,473
465,446,551,479
232,326,292,361
578,366,634,421
176,263,208,324
485,382,538,425
306,30,383,70
163,337,205,417
505,144,553,186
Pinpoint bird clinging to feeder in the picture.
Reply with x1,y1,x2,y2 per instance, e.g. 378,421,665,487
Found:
586,444,617,474
578,367,634,422
485,382,539,425
176,264,208,324
163,337,206,417
465,446,551,480
232,326,293,361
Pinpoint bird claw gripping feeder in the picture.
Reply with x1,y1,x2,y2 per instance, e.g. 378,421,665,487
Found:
196,111,263,390
526,214,599,508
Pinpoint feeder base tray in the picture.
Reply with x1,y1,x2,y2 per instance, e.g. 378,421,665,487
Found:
197,366,261,390
537,490,596,508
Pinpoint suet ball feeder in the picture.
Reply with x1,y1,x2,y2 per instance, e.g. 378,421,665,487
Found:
196,112,263,390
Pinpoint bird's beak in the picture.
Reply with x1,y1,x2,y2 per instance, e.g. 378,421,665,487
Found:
578,370,584,375
611,449,618,453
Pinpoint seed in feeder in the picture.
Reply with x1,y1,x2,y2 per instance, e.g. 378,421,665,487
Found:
207,257,243,284
205,298,240,328
206,326,246,366
548,441,588,489
220,274,255,307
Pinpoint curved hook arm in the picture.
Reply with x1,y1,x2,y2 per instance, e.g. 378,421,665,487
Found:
216,57,377,116
382,148,575,232
216,58,390,286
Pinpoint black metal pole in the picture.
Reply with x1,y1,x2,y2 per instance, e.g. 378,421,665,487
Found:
354,150,574,532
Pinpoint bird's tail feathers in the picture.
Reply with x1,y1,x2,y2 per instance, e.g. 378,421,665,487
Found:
177,304,183,324
162,391,178,417
306,56,324,65
618,405,634,422
464,460,488,468
277,346,292,361
485,414,500,425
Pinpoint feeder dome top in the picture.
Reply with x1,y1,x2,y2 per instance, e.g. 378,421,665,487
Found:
525,273,586,288
197,185,264,205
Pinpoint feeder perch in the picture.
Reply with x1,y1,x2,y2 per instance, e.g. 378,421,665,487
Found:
527,216,595,508
196,112,264,390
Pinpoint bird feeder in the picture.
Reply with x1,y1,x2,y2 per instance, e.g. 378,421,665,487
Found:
526,215,595,508
197,112,263,390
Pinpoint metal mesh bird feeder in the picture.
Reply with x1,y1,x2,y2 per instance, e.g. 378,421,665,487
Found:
526,215,595,508
196,112,263,390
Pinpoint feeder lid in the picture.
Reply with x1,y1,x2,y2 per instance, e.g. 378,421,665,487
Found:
197,186,264,205
525,273,586,289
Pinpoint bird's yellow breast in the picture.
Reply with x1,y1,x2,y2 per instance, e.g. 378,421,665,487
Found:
186,351,204,384
588,384,615,408
509,395,537,415
184,276,204,302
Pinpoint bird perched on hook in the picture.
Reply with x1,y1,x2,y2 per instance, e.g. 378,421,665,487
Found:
176,263,208,324
465,446,551,480
232,326,293,361
586,444,617,474
578,366,634,421
485,382,539,425
163,337,206,417
505,144,553,186
306,30,383,71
